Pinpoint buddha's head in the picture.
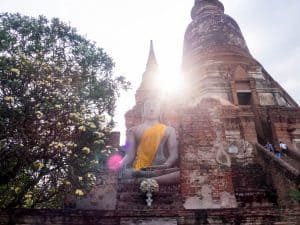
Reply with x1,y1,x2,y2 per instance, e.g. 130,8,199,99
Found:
142,98,161,121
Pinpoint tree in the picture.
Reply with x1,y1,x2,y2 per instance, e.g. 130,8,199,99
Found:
0,13,129,208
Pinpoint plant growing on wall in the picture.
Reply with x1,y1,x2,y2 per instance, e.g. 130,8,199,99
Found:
288,189,300,202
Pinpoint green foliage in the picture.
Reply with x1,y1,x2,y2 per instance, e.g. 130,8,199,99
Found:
0,13,129,208
288,189,300,202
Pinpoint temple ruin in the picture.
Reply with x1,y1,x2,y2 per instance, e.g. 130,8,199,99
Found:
1,0,299,224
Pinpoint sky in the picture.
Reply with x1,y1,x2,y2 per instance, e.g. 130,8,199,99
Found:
1,0,300,143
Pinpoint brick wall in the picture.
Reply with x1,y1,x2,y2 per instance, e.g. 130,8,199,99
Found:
1,207,300,225
180,99,237,209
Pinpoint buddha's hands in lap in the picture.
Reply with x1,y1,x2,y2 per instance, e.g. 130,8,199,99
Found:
146,164,170,170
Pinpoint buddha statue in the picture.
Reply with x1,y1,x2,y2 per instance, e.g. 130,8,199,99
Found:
120,98,180,185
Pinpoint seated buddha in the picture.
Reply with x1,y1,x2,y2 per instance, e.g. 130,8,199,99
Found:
119,98,180,185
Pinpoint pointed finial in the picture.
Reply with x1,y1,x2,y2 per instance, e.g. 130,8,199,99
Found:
146,40,157,69
150,40,154,50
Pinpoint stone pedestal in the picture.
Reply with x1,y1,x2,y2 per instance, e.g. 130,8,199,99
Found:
117,182,182,211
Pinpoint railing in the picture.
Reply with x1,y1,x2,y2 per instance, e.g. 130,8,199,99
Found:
286,145,300,163
255,143,300,207
255,143,300,182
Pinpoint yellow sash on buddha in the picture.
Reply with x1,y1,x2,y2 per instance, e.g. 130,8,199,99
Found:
133,123,166,170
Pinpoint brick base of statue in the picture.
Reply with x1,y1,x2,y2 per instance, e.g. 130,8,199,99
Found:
117,182,182,210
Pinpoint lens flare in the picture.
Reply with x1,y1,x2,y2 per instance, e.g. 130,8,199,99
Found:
107,154,123,171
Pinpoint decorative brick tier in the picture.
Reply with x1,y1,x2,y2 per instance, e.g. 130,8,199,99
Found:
117,182,182,211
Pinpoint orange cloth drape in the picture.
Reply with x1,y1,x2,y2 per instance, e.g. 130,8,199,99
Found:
133,123,166,170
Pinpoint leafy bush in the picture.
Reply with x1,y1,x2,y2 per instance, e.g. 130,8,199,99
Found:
0,13,129,208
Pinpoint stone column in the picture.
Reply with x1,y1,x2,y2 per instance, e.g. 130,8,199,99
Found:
230,81,239,105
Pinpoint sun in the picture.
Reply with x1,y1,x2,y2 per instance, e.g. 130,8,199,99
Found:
157,65,184,95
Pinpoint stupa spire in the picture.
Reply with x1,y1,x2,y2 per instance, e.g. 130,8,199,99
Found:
146,40,157,70
135,40,159,104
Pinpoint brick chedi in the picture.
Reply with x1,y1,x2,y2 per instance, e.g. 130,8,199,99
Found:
180,0,300,209
181,0,300,148
183,0,297,109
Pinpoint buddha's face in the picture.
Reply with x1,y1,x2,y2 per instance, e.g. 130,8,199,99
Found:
143,99,161,120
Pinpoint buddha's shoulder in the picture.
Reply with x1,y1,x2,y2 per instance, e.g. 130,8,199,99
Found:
127,124,146,134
